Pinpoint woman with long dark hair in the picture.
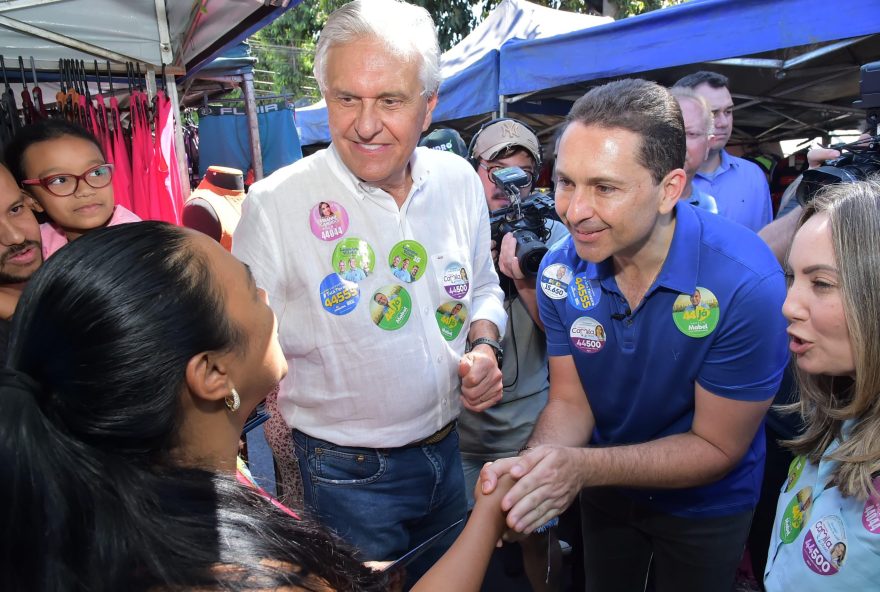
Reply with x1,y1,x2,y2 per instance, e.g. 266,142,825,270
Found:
0,222,511,591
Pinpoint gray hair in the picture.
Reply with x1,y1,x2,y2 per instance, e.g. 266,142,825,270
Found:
669,87,714,136
313,0,441,97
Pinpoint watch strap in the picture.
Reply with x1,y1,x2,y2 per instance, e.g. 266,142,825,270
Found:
469,337,503,366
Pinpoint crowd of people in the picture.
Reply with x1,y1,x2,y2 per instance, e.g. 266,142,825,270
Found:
1,0,878,591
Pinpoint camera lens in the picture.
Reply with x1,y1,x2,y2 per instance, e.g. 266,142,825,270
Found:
512,229,548,277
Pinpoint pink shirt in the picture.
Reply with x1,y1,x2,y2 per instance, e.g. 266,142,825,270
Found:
40,205,142,259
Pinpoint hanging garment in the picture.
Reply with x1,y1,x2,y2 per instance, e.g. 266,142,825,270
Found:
128,89,151,219
109,94,133,211
147,89,184,224
197,102,302,178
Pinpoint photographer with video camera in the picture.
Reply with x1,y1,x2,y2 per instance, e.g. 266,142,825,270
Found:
459,118,568,591
760,60,880,265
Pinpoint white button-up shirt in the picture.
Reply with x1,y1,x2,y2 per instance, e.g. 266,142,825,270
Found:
234,145,506,447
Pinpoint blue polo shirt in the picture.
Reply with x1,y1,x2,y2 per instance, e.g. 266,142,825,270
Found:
693,150,772,232
538,202,788,517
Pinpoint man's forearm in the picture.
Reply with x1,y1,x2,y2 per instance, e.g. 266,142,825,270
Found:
527,397,592,449
467,319,500,342
571,431,739,490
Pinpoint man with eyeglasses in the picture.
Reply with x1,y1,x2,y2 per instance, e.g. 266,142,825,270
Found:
462,118,569,590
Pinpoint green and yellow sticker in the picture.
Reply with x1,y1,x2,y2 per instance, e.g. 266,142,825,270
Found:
672,287,720,338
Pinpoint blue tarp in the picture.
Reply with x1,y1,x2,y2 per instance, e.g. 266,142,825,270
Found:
498,0,880,97
295,0,609,145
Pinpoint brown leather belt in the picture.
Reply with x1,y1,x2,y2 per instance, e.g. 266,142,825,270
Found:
405,421,455,447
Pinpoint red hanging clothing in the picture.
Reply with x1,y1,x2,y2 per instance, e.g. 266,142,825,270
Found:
128,90,151,219
150,90,184,224
109,95,133,211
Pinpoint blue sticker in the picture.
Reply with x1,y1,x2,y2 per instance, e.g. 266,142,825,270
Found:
567,274,601,311
319,273,359,315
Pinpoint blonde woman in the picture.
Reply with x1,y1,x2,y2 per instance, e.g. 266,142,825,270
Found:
765,176,880,590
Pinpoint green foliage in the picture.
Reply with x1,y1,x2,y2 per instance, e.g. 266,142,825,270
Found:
249,0,686,101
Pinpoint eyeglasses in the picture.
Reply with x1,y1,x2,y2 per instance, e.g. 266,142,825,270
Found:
478,162,534,179
22,163,114,197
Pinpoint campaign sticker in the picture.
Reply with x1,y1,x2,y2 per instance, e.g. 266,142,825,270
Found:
319,273,359,315
541,263,573,300
672,287,720,338
442,262,470,299
370,285,412,331
388,240,427,283
569,317,606,354
435,301,468,341
779,487,813,544
567,274,601,310
802,515,847,575
784,456,808,493
861,477,880,534
309,200,349,241
331,238,375,283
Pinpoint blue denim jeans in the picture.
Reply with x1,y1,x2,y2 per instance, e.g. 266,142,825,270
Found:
292,426,467,584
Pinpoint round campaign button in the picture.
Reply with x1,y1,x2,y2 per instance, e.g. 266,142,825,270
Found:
331,238,375,283
672,286,720,338
862,477,880,535
779,486,813,544
541,263,573,300
388,240,427,283
784,456,808,493
435,301,468,341
370,285,412,331
569,317,606,354
442,262,470,299
802,515,847,576
567,273,601,311
309,200,349,241
319,273,359,315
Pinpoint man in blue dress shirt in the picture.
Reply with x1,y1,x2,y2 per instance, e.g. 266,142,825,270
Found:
674,71,772,231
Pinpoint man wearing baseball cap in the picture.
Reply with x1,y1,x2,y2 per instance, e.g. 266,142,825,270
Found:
462,118,569,590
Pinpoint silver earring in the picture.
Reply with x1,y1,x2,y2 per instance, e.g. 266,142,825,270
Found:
225,388,241,412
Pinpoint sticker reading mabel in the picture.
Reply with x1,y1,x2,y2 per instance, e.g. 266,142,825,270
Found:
370,285,412,331
309,200,349,241
672,287,720,338
779,486,813,544
388,240,427,283
435,301,468,341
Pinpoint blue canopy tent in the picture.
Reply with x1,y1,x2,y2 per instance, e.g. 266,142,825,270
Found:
496,0,880,144
295,0,609,146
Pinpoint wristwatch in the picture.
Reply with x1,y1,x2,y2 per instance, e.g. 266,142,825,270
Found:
468,337,504,368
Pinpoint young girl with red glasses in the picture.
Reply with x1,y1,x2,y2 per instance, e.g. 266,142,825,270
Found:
4,118,140,259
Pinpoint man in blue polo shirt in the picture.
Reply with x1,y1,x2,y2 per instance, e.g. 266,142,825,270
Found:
674,71,772,231
479,79,789,592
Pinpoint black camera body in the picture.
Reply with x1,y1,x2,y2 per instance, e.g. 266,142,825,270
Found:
488,166,559,277
797,145,880,205
797,61,880,205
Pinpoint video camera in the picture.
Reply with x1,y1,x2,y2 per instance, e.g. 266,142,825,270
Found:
797,61,880,205
488,166,559,277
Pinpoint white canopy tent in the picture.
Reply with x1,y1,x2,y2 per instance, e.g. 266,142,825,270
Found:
0,0,297,187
